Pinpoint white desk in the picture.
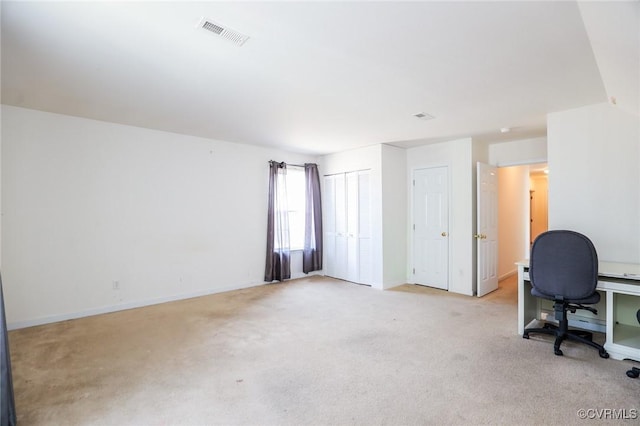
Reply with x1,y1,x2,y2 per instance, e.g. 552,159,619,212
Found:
517,260,640,361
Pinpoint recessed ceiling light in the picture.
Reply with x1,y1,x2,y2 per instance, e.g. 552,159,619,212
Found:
413,112,435,121
500,127,511,133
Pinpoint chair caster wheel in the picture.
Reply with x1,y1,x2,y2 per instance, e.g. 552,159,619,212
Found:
523,334,529,340
554,348,563,356
599,351,609,359
627,367,640,379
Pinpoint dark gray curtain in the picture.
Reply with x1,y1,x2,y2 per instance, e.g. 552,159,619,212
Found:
1,275,17,426
264,161,291,282
303,163,323,273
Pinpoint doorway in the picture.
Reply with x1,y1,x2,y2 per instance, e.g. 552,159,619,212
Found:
529,167,549,246
496,163,548,281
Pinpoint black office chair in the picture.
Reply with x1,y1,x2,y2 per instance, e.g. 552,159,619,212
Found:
523,230,609,358
626,309,640,378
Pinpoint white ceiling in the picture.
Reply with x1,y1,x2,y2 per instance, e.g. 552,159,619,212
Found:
1,1,632,155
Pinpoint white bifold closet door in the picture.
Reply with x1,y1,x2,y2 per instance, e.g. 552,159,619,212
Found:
323,175,337,279
324,170,371,285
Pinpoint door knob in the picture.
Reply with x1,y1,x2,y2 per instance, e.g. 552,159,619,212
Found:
441,232,448,237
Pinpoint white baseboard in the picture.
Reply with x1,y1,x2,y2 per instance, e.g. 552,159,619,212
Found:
499,269,517,281
290,270,322,280
8,273,325,330
7,280,263,330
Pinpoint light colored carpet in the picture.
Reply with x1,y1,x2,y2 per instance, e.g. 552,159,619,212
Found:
8,275,640,425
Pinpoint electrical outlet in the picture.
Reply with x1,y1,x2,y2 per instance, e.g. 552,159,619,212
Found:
112,280,120,290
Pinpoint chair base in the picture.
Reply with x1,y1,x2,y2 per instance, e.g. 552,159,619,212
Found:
523,322,609,358
627,367,640,378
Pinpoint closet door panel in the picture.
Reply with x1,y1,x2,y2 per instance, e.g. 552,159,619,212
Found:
323,175,337,278
323,170,372,285
358,171,372,285
334,174,348,280
346,172,359,283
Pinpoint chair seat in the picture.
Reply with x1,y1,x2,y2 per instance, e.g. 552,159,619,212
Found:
531,287,600,305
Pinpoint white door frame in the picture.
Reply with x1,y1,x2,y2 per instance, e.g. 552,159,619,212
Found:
409,164,451,289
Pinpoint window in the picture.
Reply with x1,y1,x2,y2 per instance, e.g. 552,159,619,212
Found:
285,167,305,250
267,161,322,280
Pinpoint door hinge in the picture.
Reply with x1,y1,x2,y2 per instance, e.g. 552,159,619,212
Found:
413,179,415,186
413,268,415,274
413,224,415,230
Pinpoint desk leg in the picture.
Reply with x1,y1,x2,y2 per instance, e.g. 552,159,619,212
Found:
518,266,538,335
605,290,614,348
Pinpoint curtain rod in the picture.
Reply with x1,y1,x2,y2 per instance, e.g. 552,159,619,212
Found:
268,161,306,168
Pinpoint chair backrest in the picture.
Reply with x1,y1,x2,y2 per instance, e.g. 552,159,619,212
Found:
529,230,598,300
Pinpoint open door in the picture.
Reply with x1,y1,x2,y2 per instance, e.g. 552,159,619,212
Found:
477,162,498,297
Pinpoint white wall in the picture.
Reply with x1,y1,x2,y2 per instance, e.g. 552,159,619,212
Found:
577,1,640,118
381,144,407,287
407,138,474,296
497,166,529,278
547,102,640,263
489,137,547,166
1,106,318,328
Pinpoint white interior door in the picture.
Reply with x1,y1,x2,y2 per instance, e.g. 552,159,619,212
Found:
346,172,359,283
323,175,336,278
476,162,499,297
323,170,371,285
334,173,347,280
357,171,372,285
413,167,449,290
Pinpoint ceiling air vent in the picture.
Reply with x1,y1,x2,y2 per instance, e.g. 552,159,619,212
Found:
413,112,435,121
197,17,249,46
